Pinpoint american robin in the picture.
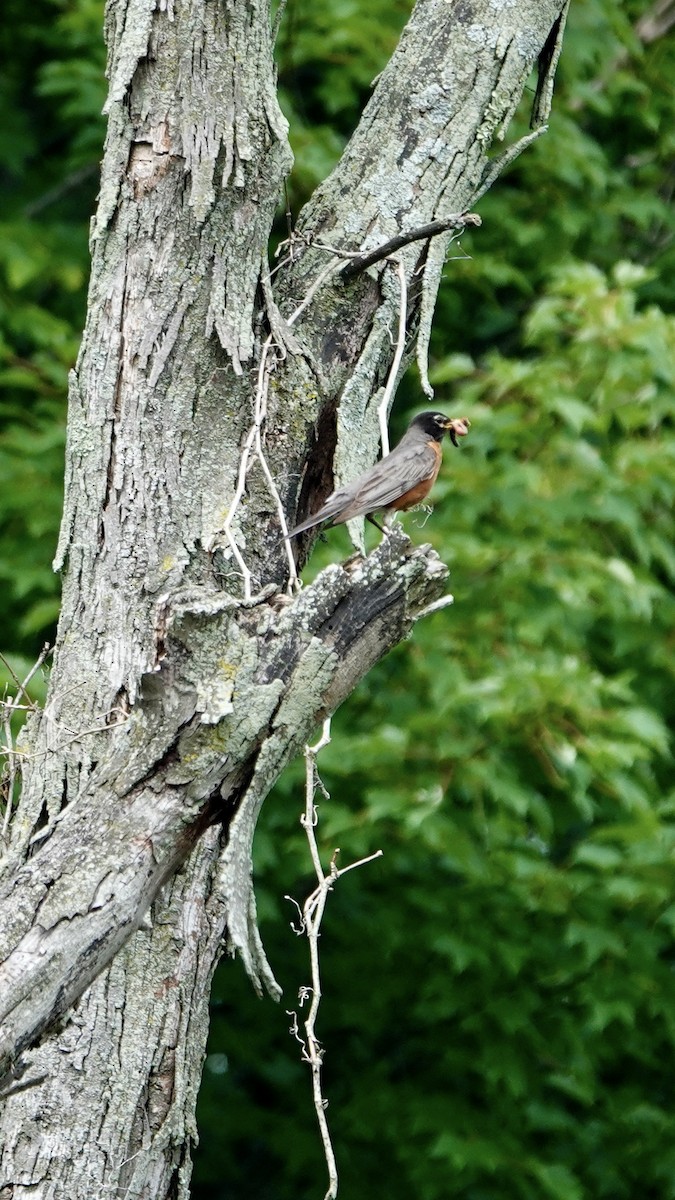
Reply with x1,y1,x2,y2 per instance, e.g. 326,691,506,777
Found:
286,410,470,538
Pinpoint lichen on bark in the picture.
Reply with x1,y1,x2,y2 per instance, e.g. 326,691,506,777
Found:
0,1,570,1194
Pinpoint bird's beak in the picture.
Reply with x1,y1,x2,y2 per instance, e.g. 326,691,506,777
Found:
444,416,471,448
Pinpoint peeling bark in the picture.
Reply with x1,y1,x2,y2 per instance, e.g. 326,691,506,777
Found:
0,0,568,1194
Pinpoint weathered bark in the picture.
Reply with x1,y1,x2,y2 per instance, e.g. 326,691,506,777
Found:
0,0,568,1195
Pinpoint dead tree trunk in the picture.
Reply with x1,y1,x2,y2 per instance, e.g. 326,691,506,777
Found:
0,0,568,1195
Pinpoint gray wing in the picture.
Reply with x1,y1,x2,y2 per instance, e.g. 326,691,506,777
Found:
338,439,436,520
288,438,435,535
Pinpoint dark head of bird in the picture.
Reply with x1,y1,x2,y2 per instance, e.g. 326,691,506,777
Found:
411,411,471,447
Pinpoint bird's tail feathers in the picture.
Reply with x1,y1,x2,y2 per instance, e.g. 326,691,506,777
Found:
284,512,325,540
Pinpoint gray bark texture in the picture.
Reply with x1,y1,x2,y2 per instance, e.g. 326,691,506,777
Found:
0,0,568,1194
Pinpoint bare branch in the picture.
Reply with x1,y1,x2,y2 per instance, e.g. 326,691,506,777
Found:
339,213,482,281
474,127,548,203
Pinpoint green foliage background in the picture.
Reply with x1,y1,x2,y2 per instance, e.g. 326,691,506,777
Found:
2,1,674,1197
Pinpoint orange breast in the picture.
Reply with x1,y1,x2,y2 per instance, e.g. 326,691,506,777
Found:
389,440,442,511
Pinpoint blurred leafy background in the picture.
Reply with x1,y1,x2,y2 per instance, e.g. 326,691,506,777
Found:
2,0,675,1197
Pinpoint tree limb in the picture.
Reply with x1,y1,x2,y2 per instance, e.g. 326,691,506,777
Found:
0,529,446,1085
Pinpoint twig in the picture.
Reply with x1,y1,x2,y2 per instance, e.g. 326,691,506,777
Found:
474,127,547,203
0,644,51,709
23,163,98,218
414,593,455,621
1,709,17,843
1,646,52,842
287,718,383,1200
286,259,345,327
328,850,384,880
340,213,481,281
220,327,299,597
271,0,288,46
219,420,257,601
271,232,364,280
0,1072,49,1101
251,331,299,589
376,259,408,457
219,256,350,599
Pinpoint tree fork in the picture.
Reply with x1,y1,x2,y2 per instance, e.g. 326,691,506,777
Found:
0,1,569,1195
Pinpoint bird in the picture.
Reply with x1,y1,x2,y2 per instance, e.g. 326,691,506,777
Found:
285,410,470,538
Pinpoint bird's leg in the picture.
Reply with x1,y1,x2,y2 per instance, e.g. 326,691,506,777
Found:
366,514,388,535
368,512,401,536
